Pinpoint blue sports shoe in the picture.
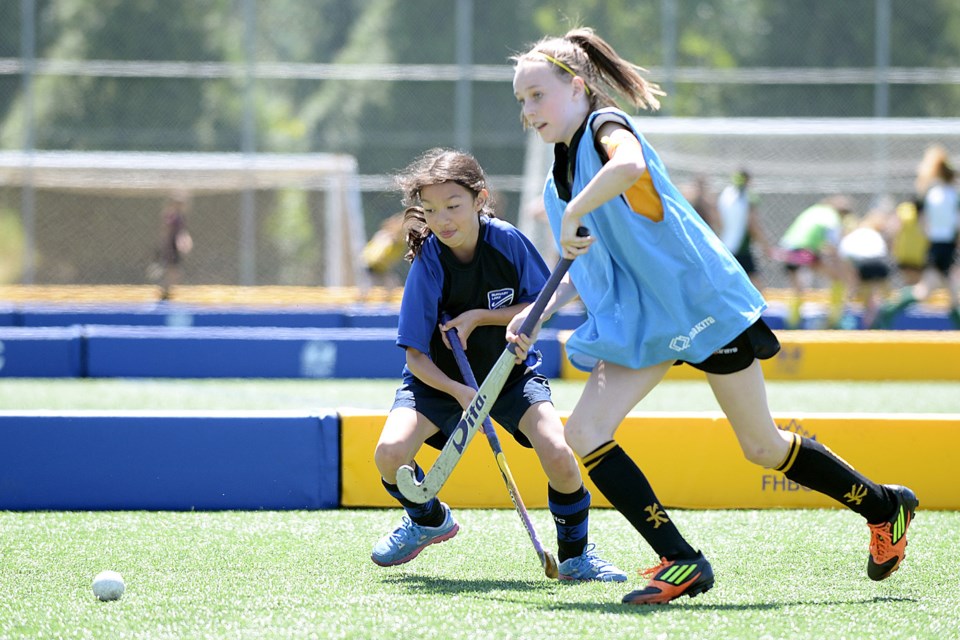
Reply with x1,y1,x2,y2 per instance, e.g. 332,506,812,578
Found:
371,503,460,567
558,544,628,582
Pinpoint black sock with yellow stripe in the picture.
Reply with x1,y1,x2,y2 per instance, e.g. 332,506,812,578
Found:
584,441,698,561
776,433,893,523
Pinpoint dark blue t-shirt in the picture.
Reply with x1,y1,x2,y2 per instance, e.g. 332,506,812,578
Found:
397,217,550,387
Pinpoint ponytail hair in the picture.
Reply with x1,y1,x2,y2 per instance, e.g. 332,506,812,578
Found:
395,148,497,261
916,144,956,195
513,27,664,113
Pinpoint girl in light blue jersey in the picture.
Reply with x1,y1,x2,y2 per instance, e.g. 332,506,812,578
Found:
509,27,917,606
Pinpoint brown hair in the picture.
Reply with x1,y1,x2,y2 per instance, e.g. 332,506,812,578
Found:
915,144,956,195
512,27,664,125
396,148,496,261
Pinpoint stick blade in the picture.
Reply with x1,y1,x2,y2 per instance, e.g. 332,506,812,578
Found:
395,464,430,504
543,549,560,579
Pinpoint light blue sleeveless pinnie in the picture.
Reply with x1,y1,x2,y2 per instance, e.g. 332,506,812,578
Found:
543,108,766,371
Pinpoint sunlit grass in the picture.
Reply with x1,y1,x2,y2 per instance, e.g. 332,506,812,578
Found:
1,378,958,413
0,509,954,639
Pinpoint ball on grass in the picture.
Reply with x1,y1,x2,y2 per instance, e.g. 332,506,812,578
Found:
92,570,125,601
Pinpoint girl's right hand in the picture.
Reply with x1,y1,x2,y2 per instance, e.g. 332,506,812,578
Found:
560,211,594,259
439,310,480,351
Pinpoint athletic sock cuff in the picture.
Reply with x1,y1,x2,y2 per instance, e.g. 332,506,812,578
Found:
582,441,618,471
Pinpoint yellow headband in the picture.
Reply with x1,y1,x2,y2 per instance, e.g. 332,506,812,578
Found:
537,52,591,95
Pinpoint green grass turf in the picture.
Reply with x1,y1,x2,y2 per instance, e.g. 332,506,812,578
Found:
1,378,959,413
0,509,956,639
2,379,956,638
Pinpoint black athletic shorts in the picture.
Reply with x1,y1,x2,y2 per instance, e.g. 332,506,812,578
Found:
853,259,890,282
734,248,757,275
676,317,781,375
927,241,958,276
392,369,552,450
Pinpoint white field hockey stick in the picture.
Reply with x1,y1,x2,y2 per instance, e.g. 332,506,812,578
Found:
396,227,587,504
440,313,559,579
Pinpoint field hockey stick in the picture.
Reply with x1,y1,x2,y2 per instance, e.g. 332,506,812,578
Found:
440,313,559,579
396,227,588,504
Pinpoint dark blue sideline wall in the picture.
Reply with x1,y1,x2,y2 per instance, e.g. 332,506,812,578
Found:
0,411,340,510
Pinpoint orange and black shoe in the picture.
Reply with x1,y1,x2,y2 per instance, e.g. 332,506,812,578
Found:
867,485,919,581
622,554,714,605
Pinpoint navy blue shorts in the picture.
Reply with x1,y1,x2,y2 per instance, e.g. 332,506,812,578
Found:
392,370,553,450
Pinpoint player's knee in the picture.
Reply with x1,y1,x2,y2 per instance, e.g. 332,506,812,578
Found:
740,439,788,468
537,444,580,483
373,440,409,476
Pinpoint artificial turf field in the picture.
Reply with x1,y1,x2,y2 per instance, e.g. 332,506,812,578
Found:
1,378,958,639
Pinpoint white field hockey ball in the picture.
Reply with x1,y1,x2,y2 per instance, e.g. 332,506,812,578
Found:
92,570,125,601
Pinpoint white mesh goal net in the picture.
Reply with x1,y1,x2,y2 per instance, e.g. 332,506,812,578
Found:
0,151,368,287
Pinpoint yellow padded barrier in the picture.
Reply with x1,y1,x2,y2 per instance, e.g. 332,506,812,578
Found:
559,330,960,381
341,411,960,510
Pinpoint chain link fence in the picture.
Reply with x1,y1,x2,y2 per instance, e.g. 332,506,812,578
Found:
1,0,958,287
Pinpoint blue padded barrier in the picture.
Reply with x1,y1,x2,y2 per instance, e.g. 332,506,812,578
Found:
82,325,564,379
761,306,953,331
84,326,409,378
0,411,340,510
17,303,350,329
182,308,347,328
11,300,957,332
890,307,954,331
0,327,83,377
543,308,587,330
532,329,562,378
343,308,400,328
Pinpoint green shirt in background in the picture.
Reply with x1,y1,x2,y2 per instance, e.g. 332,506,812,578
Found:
780,204,842,252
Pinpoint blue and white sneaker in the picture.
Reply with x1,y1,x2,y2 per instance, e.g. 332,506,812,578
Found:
371,503,460,567
558,544,628,582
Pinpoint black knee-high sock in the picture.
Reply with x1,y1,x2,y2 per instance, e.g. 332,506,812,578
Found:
548,484,590,562
776,433,893,523
584,441,698,561
381,462,445,527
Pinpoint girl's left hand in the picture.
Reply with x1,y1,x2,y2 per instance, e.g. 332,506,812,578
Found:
560,211,593,259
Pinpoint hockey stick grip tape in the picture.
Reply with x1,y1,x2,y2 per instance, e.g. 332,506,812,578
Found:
507,226,588,355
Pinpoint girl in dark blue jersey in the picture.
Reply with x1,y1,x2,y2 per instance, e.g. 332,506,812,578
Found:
371,148,624,582
508,27,917,605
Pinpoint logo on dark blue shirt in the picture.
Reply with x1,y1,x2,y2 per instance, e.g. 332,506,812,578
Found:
487,288,515,309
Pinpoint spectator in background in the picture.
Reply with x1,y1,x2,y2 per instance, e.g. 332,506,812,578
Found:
361,210,408,287
776,195,855,329
874,145,960,328
155,192,193,301
716,169,771,291
679,173,719,233
890,198,928,287
839,210,892,329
